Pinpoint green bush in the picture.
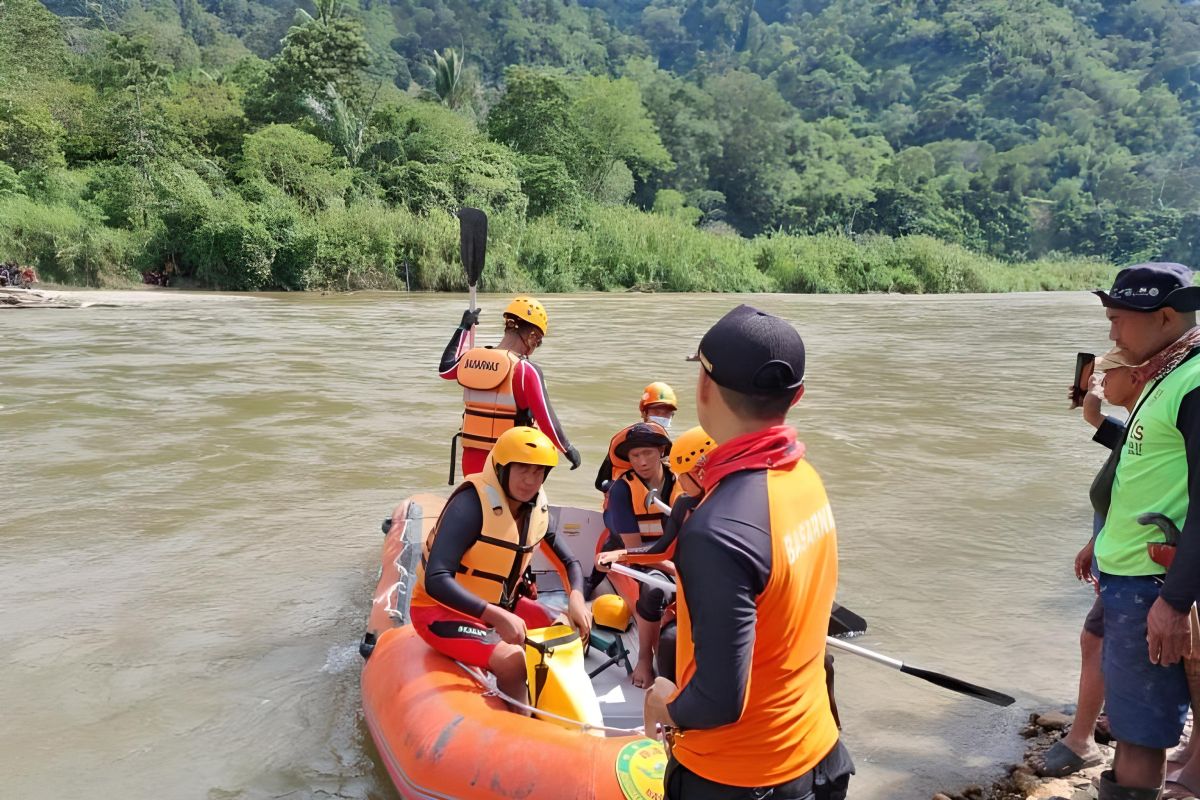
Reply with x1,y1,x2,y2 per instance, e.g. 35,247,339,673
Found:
0,194,140,285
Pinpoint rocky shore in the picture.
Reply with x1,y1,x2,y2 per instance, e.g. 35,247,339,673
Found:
933,710,1194,800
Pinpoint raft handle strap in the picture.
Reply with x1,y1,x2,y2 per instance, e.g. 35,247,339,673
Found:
454,661,644,736
448,432,461,485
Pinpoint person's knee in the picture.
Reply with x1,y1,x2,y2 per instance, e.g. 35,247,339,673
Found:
488,645,527,683
636,586,665,623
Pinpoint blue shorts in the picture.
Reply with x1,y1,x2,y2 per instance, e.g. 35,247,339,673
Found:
1099,573,1190,749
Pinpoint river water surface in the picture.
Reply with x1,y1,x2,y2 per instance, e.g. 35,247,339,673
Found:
2,289,1113,799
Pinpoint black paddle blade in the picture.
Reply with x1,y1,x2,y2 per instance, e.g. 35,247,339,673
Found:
828,602,867,637
457,207,488,286
900,663,1015,707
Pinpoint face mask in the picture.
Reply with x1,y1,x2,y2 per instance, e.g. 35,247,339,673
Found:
648,415,672,430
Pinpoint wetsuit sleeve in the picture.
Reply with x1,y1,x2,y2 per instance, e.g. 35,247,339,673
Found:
603,479,639,535
595,455,614,492
423,490,489,618
543,530,584,592
628,495,695,556
1093,415,1125,451
512,359,572,453
1162,387,1200,611
438,326,471,380
667,486,772,729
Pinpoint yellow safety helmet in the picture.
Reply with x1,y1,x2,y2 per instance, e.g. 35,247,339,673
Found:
503,296,548,336
669,426,716,476
491,426,560,469
639,381,677,412
592,593,632,631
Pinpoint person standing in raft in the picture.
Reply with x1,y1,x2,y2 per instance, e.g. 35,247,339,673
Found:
408,426,592,713
438,295,581,478
594,382,680,492
597,421,682,688
643,305,854,800
1090,263,1200,800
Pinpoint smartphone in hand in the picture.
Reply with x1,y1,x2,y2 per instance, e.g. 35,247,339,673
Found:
1070,352,1095,409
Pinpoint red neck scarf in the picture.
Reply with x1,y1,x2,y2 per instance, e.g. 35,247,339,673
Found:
697,425,805,492
1132,326,1200,385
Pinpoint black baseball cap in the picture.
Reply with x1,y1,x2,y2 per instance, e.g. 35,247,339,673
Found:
687,305,805,395
1094,262,1200,312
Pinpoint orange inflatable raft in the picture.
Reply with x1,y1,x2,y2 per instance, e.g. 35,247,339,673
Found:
360,494,666,800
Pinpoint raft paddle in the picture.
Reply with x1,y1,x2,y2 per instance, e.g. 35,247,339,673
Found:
457,207,487,347
609,565,1010,707
447,207,488,484
825,637,1015,707
642,491,867,637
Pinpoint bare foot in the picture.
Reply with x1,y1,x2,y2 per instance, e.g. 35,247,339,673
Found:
631,658,655,689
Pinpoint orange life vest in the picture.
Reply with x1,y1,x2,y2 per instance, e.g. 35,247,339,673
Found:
672,460,840,786
616,469,683,543
604,424,636,488
456,347,522,451
411,460,549,612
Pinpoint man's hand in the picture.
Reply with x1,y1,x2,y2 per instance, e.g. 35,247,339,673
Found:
566,445,582,471
596,550,626,572
1082,374,1104,428
459,308,481,330
643,676,677,739
1075,540,1096,584
1147,596,1192,666
567,590,592,641
481,604,527,645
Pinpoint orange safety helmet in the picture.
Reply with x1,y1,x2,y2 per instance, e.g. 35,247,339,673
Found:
592,593,632,631
669,426,716,476
639,382,677,412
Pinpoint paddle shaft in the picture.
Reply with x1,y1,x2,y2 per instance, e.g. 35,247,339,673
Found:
611,565,1010,706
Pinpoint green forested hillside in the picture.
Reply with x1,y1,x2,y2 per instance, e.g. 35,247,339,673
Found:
3,0,1193,291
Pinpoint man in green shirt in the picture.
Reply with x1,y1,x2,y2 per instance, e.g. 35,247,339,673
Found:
1092,262,1200,799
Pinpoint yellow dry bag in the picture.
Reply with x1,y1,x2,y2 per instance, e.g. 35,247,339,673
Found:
524,625,604,735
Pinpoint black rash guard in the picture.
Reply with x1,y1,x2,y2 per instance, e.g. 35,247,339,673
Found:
667,470,773,730
1161,385,1200,611
423,487,585,619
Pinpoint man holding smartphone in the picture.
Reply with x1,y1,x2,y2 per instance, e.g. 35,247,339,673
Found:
1089,263,1200,800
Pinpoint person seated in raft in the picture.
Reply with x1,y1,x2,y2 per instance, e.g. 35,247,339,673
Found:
598,426,716,684
594,382,679,492
597,422,683,689
19,266,35,288
409,426,592,714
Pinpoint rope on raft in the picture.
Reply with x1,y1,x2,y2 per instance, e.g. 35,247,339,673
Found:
454,661,646,736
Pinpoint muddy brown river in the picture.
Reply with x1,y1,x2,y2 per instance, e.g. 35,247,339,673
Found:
2,289,1112,798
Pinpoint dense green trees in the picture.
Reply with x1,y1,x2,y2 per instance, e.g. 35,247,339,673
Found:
2,0,1195,291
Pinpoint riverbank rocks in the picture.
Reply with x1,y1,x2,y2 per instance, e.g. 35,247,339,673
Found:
933,709,1109,800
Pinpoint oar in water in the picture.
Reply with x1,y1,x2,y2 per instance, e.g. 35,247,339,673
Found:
447,208,489,484
642,491,866,637
825,637,1015,707
610,566,1012,707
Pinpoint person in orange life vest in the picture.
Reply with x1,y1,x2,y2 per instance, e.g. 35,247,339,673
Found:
597,422,683,689
597,426,716,683
593,382,679,492
438,296,581,478
409,426,592,713
643,304,854,800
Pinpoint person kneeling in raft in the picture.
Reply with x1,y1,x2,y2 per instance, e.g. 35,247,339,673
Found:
598,422,683,689
409,426,592,713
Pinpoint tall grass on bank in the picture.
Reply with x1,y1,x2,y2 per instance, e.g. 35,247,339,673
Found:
0,192,1115,293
